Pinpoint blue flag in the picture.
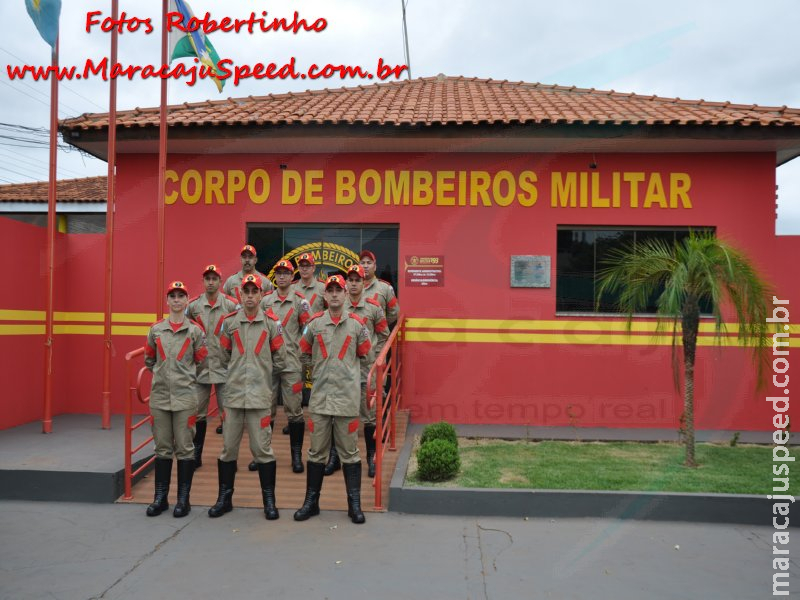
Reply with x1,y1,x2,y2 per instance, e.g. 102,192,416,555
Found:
24,0,61,49
169,0,225,92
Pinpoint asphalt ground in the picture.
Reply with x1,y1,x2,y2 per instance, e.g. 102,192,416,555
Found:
0,500,793,600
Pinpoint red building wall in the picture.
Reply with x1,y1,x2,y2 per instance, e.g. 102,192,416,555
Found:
1,150,797,430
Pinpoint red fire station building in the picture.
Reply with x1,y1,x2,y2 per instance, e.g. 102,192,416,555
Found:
2,75,798,432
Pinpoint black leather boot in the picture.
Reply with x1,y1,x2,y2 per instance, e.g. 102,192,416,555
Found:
193,419,207,469
257,461,280,520
364,424,376,478
146,457,172,517
289,420,305,473
323,445,341,476
343,461,366,524
208,459,236,518
172,459,194,518
293,461,325,521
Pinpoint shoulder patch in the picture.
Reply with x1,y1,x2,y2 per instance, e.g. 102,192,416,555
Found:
366,297,381,307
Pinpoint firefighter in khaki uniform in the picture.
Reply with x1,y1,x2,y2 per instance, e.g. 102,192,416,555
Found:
345,264,389,478
258,259,311,474
322,264,389,477
222,244,273,303
144,281,208,518
187,264,239,467
208,274,287,521
295,275,372,525
289,252,327,429
291,252,327,313
359,250,399,327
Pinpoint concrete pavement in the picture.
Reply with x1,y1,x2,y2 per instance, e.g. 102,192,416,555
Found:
0,500,792,600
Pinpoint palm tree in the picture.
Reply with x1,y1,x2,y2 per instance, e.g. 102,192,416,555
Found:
596,231,771,467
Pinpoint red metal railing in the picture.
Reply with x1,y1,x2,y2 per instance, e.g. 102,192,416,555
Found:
123,347,153,500
123,345,218,500
367,315,405,510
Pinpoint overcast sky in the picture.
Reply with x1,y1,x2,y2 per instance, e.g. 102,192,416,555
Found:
1,0,799,233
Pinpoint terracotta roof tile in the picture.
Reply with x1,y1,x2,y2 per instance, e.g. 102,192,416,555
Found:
0,176,107,203
60,76,800,132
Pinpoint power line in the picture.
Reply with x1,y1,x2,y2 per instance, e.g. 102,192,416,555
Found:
0,147,87,179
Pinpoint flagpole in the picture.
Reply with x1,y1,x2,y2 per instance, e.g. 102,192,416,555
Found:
156,0,168,317
101,0,119,430
43,35,59,434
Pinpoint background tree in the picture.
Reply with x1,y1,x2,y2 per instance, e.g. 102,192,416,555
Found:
596,231,771,467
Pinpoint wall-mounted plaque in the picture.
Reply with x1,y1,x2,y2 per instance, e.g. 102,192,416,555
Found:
510,255,550,288
405,255,444,287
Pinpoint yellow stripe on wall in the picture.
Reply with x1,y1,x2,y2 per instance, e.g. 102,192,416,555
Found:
406,317,763,334
0,324,45,335
53,325,105,335
111,325,150,336
404,330,784,347
0,310,796,343
0,310,46,321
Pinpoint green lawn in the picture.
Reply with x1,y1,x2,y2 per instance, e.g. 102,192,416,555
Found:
405,438,799,495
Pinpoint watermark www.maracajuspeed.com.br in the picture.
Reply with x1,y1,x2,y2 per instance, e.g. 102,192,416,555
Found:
767,296,792,597
5,56,408,87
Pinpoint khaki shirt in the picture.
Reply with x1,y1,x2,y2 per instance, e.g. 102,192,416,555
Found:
187,292,239,384
299,311,371,416
219,309,287,410
347,295,389,364
260,289,310,373
223,269,273,303
291,278,327,313
363,277,399,326
144,319,208,411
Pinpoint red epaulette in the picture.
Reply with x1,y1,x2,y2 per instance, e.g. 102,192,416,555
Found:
189,319,206,333
308,310,325,323
366,297,381,307
188,294,201,304
222,310,239,321
152,317,167,327
349,312,366,326
223,293,238,304
265,308,279,321
379,279,395,288
263,289,275,296
294,290,306,299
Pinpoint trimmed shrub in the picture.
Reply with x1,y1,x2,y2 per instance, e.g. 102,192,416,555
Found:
420,421,458,447
416,438,460,481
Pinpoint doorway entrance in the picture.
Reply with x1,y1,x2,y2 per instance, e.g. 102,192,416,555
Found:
247,224,399,291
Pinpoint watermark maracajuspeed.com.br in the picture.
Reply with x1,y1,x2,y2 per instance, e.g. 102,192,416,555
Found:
6,56,408,87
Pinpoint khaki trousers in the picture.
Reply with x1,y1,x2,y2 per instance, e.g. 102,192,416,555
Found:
270,371,304,423
197,382,225,421
150,407,195,460
220,407,276,464
307,413,360,464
